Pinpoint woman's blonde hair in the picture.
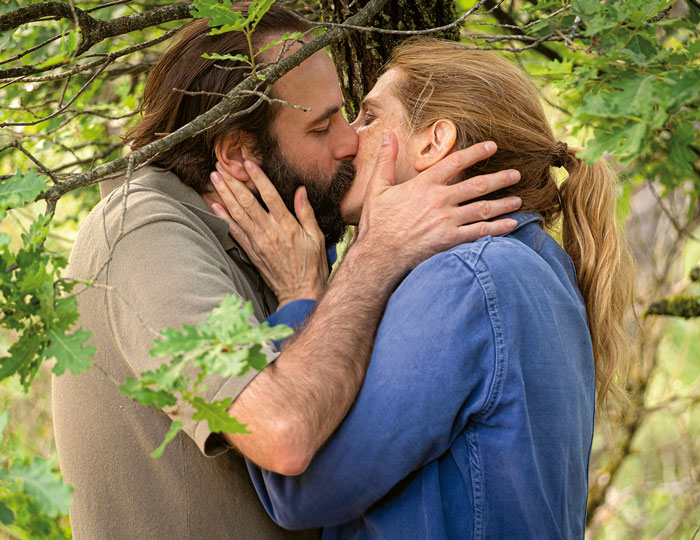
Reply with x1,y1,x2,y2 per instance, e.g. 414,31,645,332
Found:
388,38,634,404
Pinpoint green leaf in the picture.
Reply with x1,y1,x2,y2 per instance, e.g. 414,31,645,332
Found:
247,344,269,371
191,0,247,34
0,170,47,210
47,328,96,376
0,458,72,518
119,377,177,408
151,420,183,458
668,123,697,173
249,0,276,30
191,396,249,434
257,31,304,56
0,501,14,526
202,52,250,64
150,325,203,357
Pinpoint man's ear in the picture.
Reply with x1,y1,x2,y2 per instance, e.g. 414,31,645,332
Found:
214,131,259,180
414,119,457,172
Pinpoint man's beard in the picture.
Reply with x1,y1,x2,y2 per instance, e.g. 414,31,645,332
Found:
257,132,355,246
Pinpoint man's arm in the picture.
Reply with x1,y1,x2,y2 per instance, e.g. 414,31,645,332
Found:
222,136,521,474
247,249,497,529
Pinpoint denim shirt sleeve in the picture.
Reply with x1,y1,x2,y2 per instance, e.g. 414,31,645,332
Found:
262,245,336,349
264,300,316,349
247,248,499,529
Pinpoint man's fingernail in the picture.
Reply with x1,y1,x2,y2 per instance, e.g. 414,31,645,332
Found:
484,142,496,153
382,131,390,145
211,172,221,185
511,197,522,209
243,160,255,172
300,187,307,204
509,170,520,181
507,219,518,228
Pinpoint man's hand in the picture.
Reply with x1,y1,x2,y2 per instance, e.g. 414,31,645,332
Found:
357,131,521,277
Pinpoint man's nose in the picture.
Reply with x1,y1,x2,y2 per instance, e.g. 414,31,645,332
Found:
334,117,359,161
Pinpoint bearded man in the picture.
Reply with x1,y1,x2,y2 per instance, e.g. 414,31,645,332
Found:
52,3,521,539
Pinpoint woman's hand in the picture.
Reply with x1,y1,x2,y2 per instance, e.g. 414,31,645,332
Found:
203,161,329,308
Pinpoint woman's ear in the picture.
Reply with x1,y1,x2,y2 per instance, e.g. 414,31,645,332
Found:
214,131,259,180
414,119,457,172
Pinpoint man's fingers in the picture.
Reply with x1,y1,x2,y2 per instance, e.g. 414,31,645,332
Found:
456,196,522,224
294,186,324,241
366,130,398,195
243,160,292,221
456,218,519,243
447,169,521,205
422,141,498,186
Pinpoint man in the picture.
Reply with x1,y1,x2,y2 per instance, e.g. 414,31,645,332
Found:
52,4,520,540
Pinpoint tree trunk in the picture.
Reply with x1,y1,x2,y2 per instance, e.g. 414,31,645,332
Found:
319,0,459,119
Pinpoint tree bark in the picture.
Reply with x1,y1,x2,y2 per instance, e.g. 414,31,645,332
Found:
319,0,460,119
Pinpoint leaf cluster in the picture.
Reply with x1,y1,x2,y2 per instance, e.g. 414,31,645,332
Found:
0,170,95,390
120,295,292,457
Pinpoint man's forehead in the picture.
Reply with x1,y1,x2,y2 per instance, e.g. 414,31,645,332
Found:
271,50,343,117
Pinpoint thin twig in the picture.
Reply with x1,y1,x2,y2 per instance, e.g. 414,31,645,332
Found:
0,60,111,127
291,0,489,36
0,32,63,67
33,0,392,203
647,182,700,243
4,142,59,183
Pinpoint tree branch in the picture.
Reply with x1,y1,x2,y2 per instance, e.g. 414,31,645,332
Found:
0,1,193,78
35,0,391,204
482,0,563,62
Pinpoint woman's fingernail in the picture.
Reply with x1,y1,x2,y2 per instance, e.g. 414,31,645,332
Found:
484,142,496,153
211,172,221,185
507,219,518,228
243,160,255,173
509,170,520,182
211,203,222,215
382,131,390,145
511,196,522,209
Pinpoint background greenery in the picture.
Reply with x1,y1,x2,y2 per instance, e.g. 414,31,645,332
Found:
0,0,699,538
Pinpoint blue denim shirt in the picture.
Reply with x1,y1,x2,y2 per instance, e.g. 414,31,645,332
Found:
257,213,595,539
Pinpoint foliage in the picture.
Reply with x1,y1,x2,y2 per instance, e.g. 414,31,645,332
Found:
0,0,698,537
121,295,292,457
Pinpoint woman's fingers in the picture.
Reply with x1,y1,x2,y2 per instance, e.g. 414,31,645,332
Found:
242,160,295,224
211,169,271,229
294,186,325,243
210,171,256,233
210,202,253,251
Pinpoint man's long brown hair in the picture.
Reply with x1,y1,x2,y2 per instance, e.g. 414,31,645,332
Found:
125,2,310,193
388,38,635,405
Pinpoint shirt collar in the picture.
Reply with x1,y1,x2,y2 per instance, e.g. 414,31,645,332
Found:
497,211,543,235
126,166,238,253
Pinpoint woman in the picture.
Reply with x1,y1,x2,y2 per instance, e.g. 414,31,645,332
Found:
209,38,634,539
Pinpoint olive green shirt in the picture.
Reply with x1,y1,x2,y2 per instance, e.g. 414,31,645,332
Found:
52,166,321,540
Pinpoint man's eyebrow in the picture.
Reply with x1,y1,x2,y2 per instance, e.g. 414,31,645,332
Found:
306,105,340,127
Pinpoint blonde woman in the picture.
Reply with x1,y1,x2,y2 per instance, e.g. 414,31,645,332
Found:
209,38,634,540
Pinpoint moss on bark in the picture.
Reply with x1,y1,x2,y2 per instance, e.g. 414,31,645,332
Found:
319,0,459,119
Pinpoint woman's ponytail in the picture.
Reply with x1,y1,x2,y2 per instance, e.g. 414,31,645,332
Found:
559,150,635,404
